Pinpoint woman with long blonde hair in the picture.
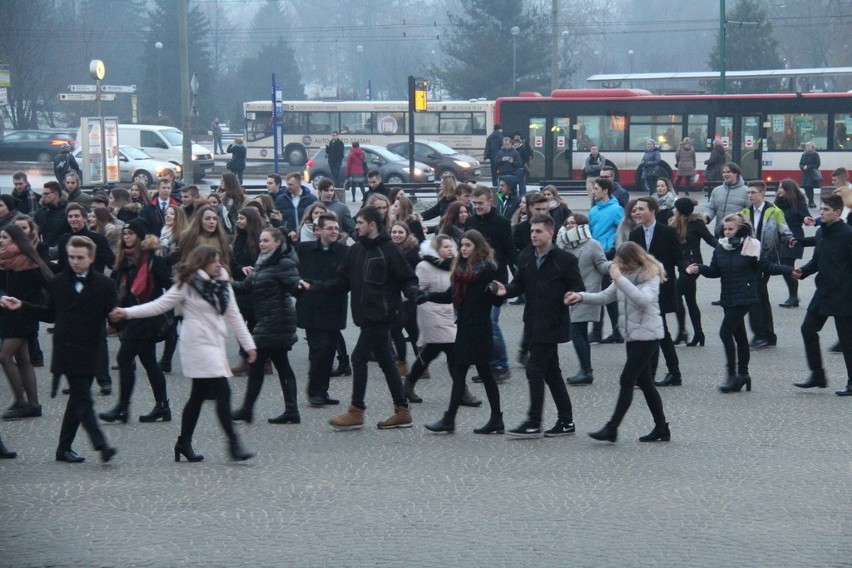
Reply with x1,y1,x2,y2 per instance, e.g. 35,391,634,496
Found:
178,205,230,267
566,241,671,443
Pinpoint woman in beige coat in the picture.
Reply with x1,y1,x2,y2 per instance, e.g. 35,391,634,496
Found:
111,245,257,463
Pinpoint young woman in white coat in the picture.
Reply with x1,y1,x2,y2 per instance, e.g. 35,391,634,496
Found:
110,245,257,462
565,241,670,444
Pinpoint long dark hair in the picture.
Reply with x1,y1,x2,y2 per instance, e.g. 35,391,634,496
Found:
1,224,53,279
439,201,468,234
451,229,496,278
233,207,264,259
775,178,805,210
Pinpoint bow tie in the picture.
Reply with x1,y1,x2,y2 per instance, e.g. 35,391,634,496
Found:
74,274,87,282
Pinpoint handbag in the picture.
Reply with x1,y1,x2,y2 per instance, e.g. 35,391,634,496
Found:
810,168,822,186
151,310,176,343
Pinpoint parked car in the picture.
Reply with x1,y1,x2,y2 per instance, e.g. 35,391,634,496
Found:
74,145,181,187
386,139,480,179
0,130,76,162
304,144,435,186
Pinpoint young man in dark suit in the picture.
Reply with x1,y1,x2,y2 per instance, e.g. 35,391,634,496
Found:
1,236,118,463
629,197,683,386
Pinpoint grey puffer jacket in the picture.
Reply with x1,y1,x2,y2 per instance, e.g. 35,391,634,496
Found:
231,243,300,350
578,271,664,341
557,227,611,323
704,175,748,235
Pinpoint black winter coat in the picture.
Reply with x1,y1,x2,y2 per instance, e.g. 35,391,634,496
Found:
0,267,48,338
34,203,71,248
428,263,498,366
629,223,682,313
111,243,172,341
311,230,419,327
232,244,300,349
467,208,517,283
776,198,810,260
504,246,585,344
20,270,117,375
56,228,115,274
704,145,726,181
679,219,718,266
799,220,852,317
698,245,791,307
296,240,348,330
421,196,455,222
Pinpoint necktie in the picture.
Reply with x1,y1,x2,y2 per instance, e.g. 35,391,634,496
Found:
161,201,167,213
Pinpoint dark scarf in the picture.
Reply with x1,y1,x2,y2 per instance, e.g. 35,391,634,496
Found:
191,273,230,315
452,261,484,310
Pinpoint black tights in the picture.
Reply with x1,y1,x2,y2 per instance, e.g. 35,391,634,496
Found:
720,305,750,376
180,377,236,443
408,343,455,384
609,340,666,428
241,348,298,412
447,361,501,419
675,271,703,335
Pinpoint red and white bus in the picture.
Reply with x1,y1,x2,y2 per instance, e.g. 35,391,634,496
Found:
494,89,852,187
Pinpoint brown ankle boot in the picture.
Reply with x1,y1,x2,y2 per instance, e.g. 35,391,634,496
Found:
230,356,249,376
377,405,412,429
395,360,410,377
329,405,364,431
421,367,431,379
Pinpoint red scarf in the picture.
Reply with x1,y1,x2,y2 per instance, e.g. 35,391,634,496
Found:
122,249,154,303
0,244,38,272
452,261,482,310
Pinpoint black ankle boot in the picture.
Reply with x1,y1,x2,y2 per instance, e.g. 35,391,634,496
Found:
331,357,352,377
686,331,705,347
718,374,743,393
98,402,129,423
139,400,171,422
424,412,455,433
231,407,254,424
0,436,17,459
174,437,203,462
473,412,504,434
639,422,671,442
588,423,617,442
229,437,255,461
673,330,688,345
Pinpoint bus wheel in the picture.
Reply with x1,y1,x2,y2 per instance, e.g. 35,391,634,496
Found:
285,144,307,166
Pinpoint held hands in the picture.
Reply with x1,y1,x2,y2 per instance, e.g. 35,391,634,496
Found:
0,296,22,310
803,217,815,227
490,281,507,297
608,263,622,280
298,279,311,291
791,268,803,280
246,349,257,364
564,291,582,305
109,307,127,321
686,263,699,275
288,231,298,242
242,266,254,276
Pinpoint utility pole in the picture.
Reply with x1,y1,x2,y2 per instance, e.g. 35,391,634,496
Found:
719,0,726,94
178,0,193,184
550,0,559,92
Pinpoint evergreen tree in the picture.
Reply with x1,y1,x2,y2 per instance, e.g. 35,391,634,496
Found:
706,0,783,94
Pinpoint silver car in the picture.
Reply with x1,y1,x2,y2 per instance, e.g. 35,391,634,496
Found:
304,144,434,186
74,145,181,186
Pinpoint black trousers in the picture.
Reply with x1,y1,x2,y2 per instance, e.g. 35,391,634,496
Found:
748,271,776,342
408,342,455,384
351,323,407,409
650,315,680,377
525,342,573,425
801,311,852,381
446,360,500,419
242,347,298,412
306,329,337,398
116,338,168,405
181,377,236,443
675,270,703,335
610,340,666,427
720,305,751,376
58,375,108,453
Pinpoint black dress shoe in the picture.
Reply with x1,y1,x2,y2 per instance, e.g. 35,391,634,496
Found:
56,449,85,463
835,385,852,396
750,338,771,350
99,446,117,463
654,373,682,387
588,424,617,443
794,375,828,389
711,299,722,306
321,396,340,406
778,297,800,308
99,385,112,396
566,370,594,385
829,342,842,353
268,410,301,424
600,333,624,344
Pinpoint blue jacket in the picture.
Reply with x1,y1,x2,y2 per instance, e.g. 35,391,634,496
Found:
589,197,624,252
274,187,317,232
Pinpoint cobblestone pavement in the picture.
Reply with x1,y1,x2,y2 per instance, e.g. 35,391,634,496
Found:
1,198,851,567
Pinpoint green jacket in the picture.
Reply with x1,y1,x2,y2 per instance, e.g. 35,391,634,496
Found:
742,202,794,262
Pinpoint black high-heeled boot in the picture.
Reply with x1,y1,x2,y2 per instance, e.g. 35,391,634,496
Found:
673,330,689,345
719,374,744,393
639,422,671,442
0,436,17,459
424,412,455,433
228,437,255,461
139,400,171,422
174,437,203,462
686,331,705,347
98,402,129,423
473,412,504,434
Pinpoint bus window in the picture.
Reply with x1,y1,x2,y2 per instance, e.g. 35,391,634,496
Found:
414,113,440,134
340,112,372,134
246,111,273,142
835,114,851,150
440,113,472,134
687,115,709,148
374,112,405,135
307,112,338,135
283,112,307,135
577,114,625,152
630,115,682,150
472,112,487,135
768,113,828,150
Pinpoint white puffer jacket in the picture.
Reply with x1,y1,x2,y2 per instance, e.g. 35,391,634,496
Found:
414,249,456,346
577,271,664,341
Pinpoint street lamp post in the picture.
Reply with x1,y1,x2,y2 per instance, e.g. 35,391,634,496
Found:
155,41,163,116
511,26,520,94
356,44,363,99
628,49,634,88
561,30,569,87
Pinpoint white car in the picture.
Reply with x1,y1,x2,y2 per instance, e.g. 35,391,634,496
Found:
74,145,181,187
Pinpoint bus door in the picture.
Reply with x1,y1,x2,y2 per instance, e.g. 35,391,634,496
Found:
526,116,571,181
737,115,763,180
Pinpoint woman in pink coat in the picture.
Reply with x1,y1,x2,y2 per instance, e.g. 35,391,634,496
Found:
111,245,257,463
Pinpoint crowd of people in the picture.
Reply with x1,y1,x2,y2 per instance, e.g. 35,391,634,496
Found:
0,159,850,463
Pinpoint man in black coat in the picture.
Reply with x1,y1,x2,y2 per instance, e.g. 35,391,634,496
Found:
792,195,852,395
1,236,118,463
301,206,420,430
495,214,585,438
361,171,389,208
629,197,683,386
297,213,349,407
467,186,517,382
34,181,71,250
11,172,41,215
325,131,345,188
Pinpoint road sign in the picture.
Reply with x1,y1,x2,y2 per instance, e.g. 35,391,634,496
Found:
58,93,116,101
100,84,136,93
69,84,97,92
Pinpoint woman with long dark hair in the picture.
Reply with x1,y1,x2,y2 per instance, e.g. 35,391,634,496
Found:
0,224,52,420
99,219,173,424
178,205,230,267
217,172,246,235
669,198,717,346
229,207,264,375
392,194,425,242
88,207,122,256
686,214,792,393
231,227,302,424
156,205,187,373
111,245,257,462
389,222,421,378
422,230,504,434
437,201,469,246
774,179,812,308
565,242,670,443
129,181,151,207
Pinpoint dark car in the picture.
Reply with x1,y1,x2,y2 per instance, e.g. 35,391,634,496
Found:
386,139,480,180
304,144,435,186
0,130,76,162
